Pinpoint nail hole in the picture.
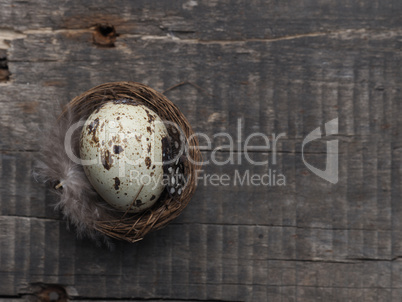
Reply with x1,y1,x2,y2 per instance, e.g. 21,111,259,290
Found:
98,25,114,36
0,57,10,82
37,284,68,302
93,24,118,47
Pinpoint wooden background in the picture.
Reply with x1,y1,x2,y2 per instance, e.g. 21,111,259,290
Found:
0,0,401,301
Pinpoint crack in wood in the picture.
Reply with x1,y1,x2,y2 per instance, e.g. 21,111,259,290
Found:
136,28,402,44
0,29,27,50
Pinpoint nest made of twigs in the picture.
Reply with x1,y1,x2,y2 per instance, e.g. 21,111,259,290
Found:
63,81,201,243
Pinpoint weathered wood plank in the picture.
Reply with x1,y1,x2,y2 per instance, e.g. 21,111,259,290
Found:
0,148,396,259
1,0,401,40
0,215,400,301
2,29,400,153
1,0,402,301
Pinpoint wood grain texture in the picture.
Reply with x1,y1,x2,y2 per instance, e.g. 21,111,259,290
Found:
0,0,401,301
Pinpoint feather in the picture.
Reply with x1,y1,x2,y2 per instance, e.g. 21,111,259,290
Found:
33,107,116,248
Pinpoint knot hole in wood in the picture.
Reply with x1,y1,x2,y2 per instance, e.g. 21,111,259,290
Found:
93,24,119,47
36,284,68,302
0,55,10,82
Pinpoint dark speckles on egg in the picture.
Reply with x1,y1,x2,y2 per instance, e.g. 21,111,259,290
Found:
147,143,151,153
135,200,144,207
113,145,124,154
87,118,97,135
145,157,151,169
87,118,100,145
145,109,156,123
135,134,142,143
150,195,156,201
101,149,113,170
146,126,152,134
113,177,120,190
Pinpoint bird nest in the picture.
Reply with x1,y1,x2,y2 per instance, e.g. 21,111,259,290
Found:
36,82,201,244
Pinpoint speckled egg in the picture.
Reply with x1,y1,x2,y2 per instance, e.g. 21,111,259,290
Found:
80,100,168,213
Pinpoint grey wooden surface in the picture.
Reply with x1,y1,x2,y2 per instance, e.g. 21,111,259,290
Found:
0,0,401,301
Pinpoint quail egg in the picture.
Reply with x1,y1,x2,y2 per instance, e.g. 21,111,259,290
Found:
80,100,168,213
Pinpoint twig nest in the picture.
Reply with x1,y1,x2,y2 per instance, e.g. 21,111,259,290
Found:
35,82,201,244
